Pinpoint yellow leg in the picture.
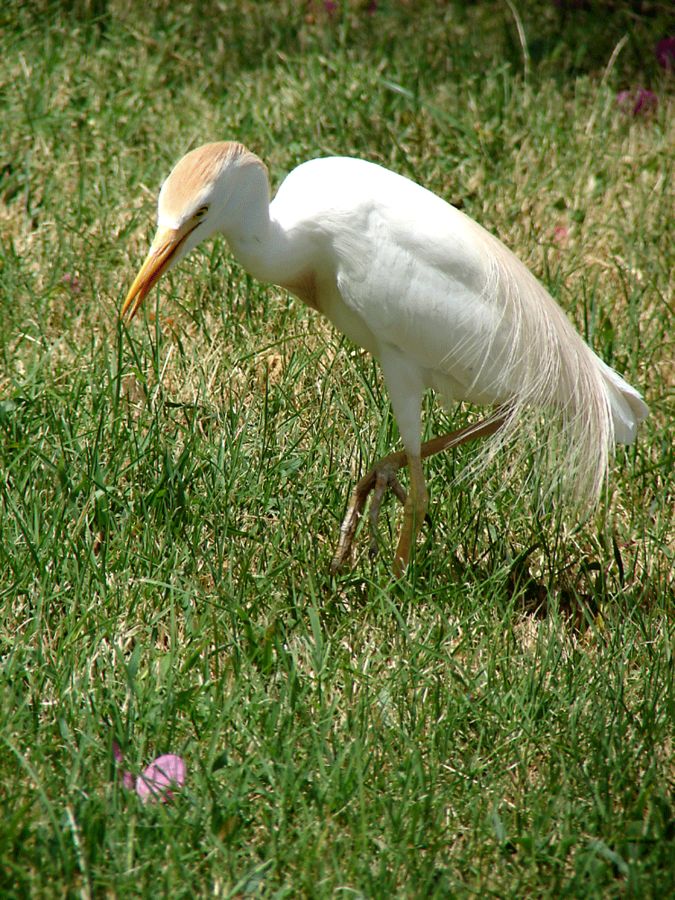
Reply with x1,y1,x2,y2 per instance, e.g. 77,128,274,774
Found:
331,410,507,574
393,453,428,577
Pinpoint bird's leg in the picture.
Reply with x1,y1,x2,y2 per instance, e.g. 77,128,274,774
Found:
368,459,407,556
393,452,427,577
418,411,506,462
332,449,407,571
330,410,506,573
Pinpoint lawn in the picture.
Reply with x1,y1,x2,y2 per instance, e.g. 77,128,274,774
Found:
0,1,672,896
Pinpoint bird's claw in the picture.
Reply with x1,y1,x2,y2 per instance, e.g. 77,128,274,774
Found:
368,467,406,557
331,456,406,572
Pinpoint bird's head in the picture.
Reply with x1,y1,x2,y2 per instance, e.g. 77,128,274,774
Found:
121,141,266,321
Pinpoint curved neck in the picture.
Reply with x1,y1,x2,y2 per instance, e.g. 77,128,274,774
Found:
227,217,296,285
221,166,311,287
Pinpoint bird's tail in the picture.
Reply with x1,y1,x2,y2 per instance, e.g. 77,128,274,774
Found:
465,225,648,509
595,355,649,445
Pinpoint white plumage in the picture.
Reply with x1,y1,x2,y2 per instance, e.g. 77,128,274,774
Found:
122,142,648,574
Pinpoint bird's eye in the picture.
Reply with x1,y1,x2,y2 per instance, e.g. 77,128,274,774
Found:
194,205,209,221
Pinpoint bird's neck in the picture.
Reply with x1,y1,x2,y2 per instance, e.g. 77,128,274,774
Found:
222,170,311,288
228,217,311,289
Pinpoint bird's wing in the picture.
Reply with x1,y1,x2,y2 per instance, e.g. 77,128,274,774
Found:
329,191,521,406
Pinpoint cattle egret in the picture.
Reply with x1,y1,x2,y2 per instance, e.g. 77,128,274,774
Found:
122,142,648,575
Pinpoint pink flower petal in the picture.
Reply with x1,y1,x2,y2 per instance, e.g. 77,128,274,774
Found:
61,273,82,294
112,741,136,790
136,754,187,803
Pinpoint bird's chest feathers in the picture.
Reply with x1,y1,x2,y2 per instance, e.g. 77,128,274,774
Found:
281,268,378,355
280,269,320,312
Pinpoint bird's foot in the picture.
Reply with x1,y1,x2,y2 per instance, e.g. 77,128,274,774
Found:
330,452,407,573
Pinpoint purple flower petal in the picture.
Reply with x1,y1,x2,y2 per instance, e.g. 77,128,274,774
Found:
616,87,658,117
655,37,675,71
136,754,187,803
632,88,658,116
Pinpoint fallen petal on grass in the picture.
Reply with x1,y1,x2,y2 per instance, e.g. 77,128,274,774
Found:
61,272,82,294
655,36,675,70
112,741,137,791
616,87,658,116
113,741,185,798
136,754,187,803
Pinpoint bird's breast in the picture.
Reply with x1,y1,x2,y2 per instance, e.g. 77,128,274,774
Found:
280,268,378,355
280,269,321,312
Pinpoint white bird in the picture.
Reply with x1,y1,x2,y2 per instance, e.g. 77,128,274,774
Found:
122,142,648,575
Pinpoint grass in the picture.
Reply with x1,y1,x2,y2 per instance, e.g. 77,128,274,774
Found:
0,0,673,895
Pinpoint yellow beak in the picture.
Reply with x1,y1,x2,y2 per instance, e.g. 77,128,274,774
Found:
121,225,194,321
